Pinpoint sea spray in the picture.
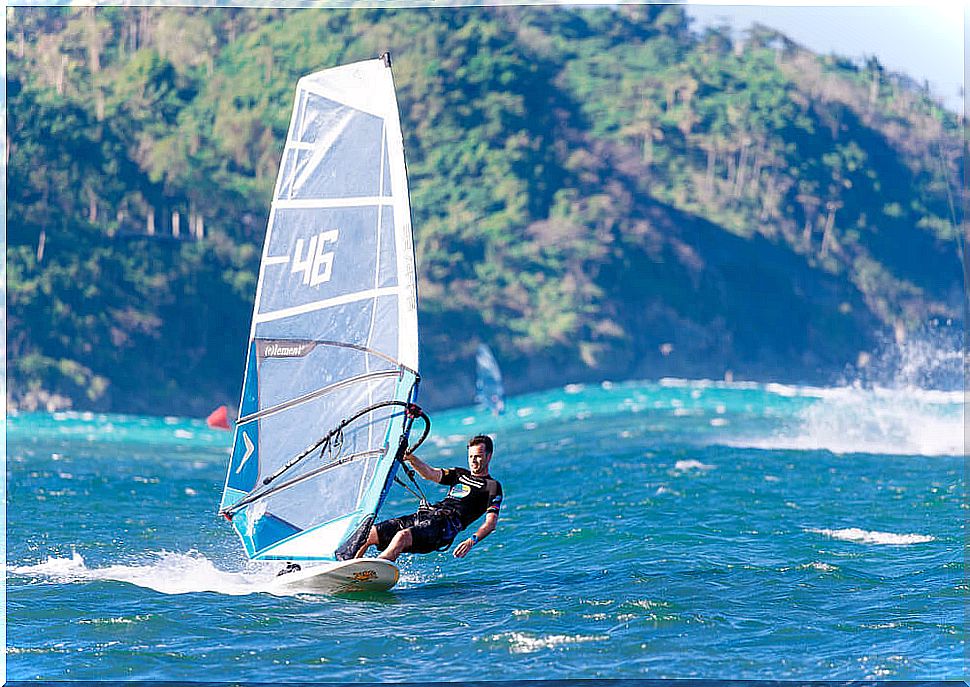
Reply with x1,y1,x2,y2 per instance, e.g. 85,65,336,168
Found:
730,329,965,456
842,321,964,392
9,550,284,596
757,386,963,456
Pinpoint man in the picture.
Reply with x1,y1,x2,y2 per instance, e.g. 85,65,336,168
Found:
355,434,502,561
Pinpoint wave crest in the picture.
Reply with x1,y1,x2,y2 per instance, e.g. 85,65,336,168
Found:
808,527,935,545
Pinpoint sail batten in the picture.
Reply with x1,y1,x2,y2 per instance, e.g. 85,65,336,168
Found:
236,369,404,425
228,445,390,516
274,197,394,209
220,57,419,562
253,286,402,324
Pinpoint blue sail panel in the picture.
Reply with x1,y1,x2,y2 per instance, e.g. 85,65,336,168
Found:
220,346,260,510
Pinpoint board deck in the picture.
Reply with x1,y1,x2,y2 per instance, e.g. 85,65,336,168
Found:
270,558,399,594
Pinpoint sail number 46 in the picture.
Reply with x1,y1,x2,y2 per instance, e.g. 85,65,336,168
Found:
291,230,339,287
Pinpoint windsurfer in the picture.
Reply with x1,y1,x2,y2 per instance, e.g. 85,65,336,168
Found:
354,435,503,561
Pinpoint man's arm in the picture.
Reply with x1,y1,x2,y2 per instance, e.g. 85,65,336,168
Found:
404,452,443,483
453,511,498,559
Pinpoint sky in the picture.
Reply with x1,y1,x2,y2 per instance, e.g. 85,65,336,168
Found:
684,2,965,113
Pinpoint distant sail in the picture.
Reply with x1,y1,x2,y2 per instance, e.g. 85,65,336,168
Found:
206,405,231,430
219,56,420,562
475,343,505,415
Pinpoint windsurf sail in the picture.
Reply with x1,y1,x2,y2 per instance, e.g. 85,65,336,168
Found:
475,343,505,415
219,55,422,562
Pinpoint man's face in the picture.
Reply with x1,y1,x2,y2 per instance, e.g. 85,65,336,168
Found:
467,442,491,475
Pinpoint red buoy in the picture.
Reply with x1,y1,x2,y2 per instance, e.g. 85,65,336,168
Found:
206,405,231,430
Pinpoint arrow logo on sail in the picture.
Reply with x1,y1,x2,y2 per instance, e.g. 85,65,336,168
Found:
236,432,255,474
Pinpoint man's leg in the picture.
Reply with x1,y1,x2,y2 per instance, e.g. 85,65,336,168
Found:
378,528,413,562
354,526,380,558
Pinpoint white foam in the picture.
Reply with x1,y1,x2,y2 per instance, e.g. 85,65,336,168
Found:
764,382,801,397
729,385,964,457
78,615,152,625
659,378,693,387
482,631,609,654
673,459,715,472
808,527,935,545
8,550,290,596
393,559,437,588
803,562,838,572
10,550,89,579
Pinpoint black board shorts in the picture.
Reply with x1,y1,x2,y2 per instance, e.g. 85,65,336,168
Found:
375,509,461,554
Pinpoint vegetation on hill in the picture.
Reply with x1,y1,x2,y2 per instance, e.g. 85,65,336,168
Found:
7,6,963,413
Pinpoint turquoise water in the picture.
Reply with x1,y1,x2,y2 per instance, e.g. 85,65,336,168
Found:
6,378,966,681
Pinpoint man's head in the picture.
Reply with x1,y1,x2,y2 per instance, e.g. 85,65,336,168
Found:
467,434,493,476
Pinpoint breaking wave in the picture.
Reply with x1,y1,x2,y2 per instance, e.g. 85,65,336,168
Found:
808,527,936,546
743,385,962,456
732,332,965,457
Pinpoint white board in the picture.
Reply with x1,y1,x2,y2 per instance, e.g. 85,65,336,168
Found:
270,558,399,594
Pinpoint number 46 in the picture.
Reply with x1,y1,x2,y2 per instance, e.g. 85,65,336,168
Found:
292,230,339,287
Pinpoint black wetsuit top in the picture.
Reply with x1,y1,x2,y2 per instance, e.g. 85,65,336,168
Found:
432,467,503,530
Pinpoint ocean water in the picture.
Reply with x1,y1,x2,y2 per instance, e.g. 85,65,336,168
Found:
6,372,966,681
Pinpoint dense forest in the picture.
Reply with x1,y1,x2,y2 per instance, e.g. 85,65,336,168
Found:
7,6,964,414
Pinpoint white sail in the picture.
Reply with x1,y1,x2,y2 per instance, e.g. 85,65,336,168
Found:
219,56,420,561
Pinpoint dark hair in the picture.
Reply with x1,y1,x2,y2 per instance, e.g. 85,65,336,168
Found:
468,434,493,456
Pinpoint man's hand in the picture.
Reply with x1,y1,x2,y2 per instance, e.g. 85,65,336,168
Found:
403,452,443,483
453,537,476,559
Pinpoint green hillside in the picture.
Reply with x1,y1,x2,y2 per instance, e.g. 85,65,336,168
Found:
6,6,964,414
